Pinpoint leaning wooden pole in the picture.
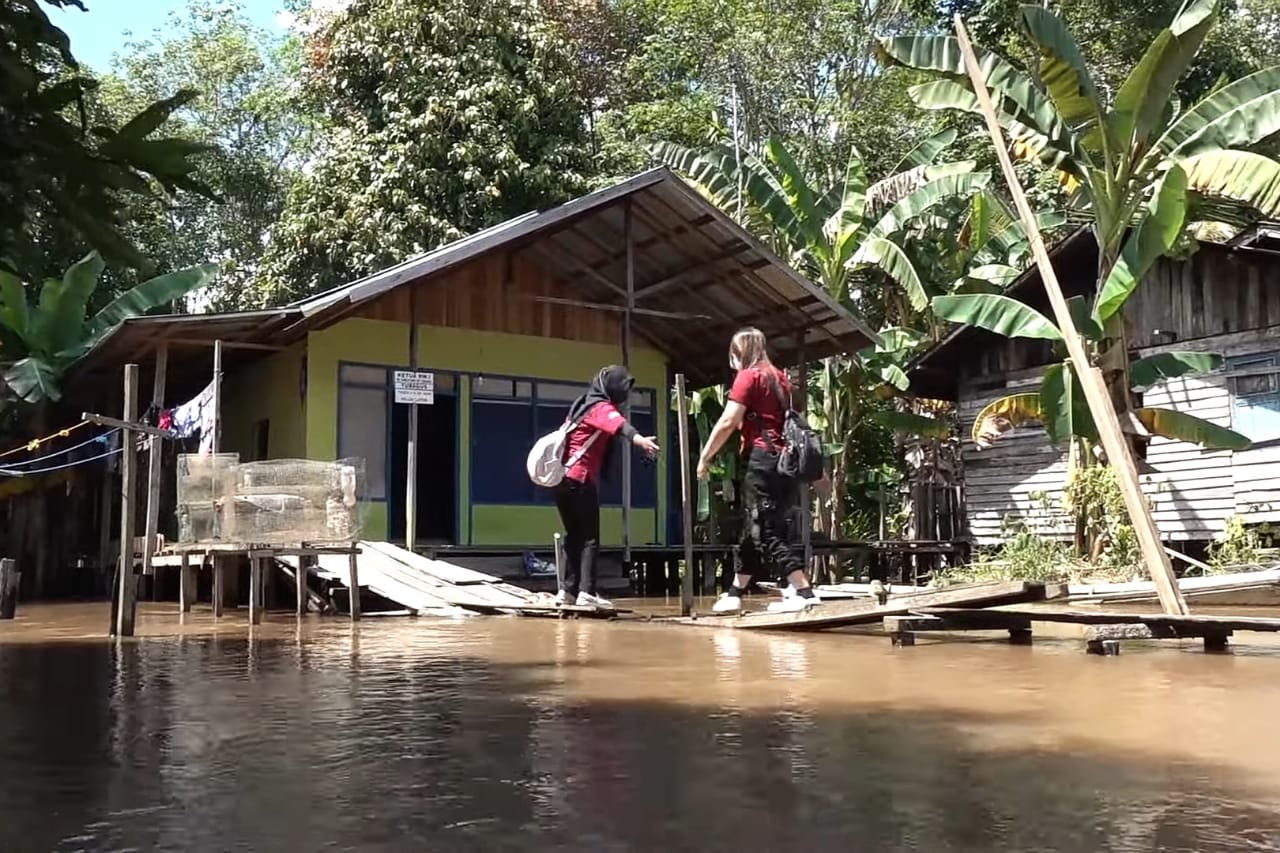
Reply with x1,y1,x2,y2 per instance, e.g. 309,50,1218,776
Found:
675,374,695,616
953,15,1188,615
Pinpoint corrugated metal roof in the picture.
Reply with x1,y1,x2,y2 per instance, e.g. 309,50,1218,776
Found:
70,168,878,395
291,167,877,385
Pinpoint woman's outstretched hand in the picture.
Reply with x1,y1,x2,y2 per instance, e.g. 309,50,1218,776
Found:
634,434,660,458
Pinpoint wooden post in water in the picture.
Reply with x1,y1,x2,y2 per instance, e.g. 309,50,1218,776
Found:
405,290,420,552
179,553,195,612
142,345,168,579
347,547,361,620
675,374,695,616
952,15,1188,616
795,347,813,578
249,554,263,626
0,559,19,619
621,199,634,571
116,364,140,637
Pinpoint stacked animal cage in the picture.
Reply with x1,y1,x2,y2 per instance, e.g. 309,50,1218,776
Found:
175,455,365,545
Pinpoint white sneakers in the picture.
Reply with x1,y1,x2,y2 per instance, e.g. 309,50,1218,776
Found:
766,592,821,613
712,586,822,614
575,591,614,609
553,589,615,609
712,593,743,614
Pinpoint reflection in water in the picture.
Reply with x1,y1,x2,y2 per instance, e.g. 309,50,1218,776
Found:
1,603,1279,852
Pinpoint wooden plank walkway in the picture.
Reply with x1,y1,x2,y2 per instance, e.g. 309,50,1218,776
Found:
670,581,1053,631
919,606,1280,633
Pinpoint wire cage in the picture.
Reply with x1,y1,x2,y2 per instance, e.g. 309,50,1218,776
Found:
175,455,366,545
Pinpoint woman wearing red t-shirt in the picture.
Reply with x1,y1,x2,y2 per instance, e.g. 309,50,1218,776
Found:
555,365,660,608
695,328,821,614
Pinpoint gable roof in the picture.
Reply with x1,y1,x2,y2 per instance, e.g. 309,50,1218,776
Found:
288,167,878,385
69,168,878,399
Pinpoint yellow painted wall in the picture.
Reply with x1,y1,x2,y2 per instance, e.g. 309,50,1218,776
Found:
306,318,669,545
220,342,307,461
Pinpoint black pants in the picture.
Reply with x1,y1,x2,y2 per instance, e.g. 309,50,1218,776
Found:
738,447,803,581
554,477,600,596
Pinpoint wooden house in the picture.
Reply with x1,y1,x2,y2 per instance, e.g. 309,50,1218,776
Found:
909,224,1280,549
5,168,873,596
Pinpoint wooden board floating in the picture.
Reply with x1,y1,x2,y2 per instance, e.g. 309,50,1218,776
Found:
671,581,1054,632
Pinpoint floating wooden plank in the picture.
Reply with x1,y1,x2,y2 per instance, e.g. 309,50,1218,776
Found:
677,581,1049,632
360,541,536,605
362,541,506,586
919,606,1280,634
289,553,469,615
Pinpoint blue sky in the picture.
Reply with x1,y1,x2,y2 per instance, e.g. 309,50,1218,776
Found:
49,0,288,71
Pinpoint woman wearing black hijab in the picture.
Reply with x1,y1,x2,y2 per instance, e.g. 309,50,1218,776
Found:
555,365,660,608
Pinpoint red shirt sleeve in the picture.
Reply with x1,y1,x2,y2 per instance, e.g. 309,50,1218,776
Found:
728,369,757,407
582,401,626,435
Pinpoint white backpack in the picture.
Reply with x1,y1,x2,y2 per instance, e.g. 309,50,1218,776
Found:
527,419,601,488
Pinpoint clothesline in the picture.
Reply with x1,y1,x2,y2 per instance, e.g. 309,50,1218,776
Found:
0,430,117,469
0,445,124,478
0,420,91,461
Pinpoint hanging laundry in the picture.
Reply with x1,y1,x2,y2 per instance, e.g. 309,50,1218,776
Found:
171,382,217,453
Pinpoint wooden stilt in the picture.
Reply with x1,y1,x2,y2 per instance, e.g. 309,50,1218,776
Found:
179,553,195,612
115,364,140,637
142,345,168,578
952,16,1188,616
249,556,262,625
0,558,19,619
675,373,695,616
296,555,308,617
347,549,361,620
212,556,224,618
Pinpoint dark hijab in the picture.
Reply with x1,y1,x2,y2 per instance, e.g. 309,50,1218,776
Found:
567,365,634,476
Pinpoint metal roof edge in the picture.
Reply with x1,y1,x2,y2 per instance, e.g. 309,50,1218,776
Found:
657,173,882,348
293,169,673,318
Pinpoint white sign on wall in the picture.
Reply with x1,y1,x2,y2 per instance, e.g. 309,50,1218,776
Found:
393,370,435,405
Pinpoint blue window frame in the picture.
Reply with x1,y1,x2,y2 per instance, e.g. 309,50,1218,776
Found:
1230,353,1280,444
469,375,658,507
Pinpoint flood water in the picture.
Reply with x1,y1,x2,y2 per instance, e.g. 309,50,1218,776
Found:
3,602,1280,852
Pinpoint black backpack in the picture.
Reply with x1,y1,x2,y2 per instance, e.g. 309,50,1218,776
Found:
752,370,825,482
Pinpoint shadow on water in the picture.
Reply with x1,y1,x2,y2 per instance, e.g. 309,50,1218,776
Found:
1,617,1279,853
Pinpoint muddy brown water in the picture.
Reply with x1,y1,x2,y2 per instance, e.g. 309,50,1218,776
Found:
2,602,1280,852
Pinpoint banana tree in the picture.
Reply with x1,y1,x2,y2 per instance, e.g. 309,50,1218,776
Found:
0,251,218,406
650,131,995,316
880,0,1280,424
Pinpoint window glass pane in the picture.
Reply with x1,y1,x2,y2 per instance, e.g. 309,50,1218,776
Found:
340,364,387,385
538,382,585,402
471,400,533,503
515,381,533,399
472,377,514,398
338,385,387,499
432,373,456,394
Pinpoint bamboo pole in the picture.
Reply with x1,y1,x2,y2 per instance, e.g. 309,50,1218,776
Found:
675,374,695,616
952,15,1188,615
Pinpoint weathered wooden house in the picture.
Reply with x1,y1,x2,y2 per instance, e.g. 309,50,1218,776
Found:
909,224,1280,549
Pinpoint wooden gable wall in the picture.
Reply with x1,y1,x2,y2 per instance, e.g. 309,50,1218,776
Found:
353,250,624,347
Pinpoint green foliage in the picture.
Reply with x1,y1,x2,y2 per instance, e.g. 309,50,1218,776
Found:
1207,515,1264,571
0,252,217,406
0,0,218,275
81,0,312,310
259,0,595,302
881,0,1280,303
